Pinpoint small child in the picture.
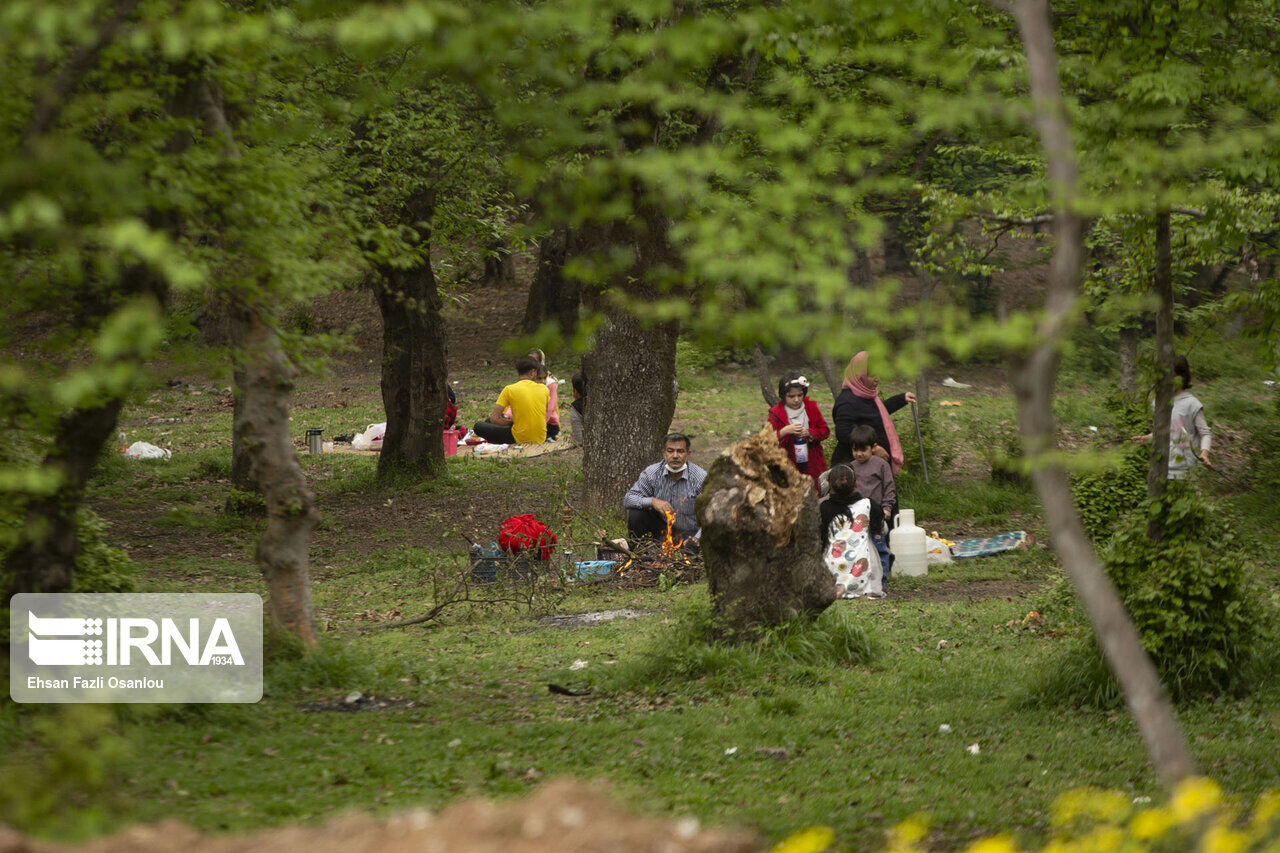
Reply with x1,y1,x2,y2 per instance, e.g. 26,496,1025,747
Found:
568,372,585,445
819,464,885,599
848,424,896,578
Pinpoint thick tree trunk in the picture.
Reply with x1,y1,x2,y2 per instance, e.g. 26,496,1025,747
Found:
1147,210,1175,504
230,298,320,647
752,345,778,406
1011,0,1195,791
481,243,516,289
373,259,448,479
582,303,679,511
698,429,834,635
3,398,125,595
521,228,579,336
1119,325,1138,396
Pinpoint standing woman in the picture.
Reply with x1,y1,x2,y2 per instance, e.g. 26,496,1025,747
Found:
829,350,916,472
767,373,830,488
1133,355,1211,479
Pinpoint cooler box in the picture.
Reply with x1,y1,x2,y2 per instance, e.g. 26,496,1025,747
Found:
443,429,461,456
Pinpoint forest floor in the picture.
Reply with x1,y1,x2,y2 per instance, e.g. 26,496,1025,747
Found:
4,280,1280,851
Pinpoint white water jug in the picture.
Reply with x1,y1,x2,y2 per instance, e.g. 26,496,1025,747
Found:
890,508,928,577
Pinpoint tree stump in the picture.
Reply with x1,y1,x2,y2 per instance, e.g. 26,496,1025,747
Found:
696,428,834,636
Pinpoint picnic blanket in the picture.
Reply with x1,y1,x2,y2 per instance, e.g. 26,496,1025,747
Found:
456,439,572,460
949,530,1028,559
319,440,573,459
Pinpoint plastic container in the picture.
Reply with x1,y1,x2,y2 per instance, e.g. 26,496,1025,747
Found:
442,429,461,457
470,543,503,583
890,508,928,577
572,560,618,580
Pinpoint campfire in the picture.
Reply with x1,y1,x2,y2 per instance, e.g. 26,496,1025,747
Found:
603,512,702,589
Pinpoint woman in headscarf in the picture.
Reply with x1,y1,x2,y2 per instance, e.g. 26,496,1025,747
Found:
829,350,916,473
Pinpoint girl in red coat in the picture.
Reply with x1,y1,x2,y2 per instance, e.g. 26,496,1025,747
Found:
767,372,829,489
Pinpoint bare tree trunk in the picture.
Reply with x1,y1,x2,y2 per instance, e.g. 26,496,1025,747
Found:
818,354,842,400
521,227,579,336
1119,325,1138,396
480,242,516,288
582,303,679,511
373,258,448,479
3,398,125,595
581,219,678,511
1147,210,1175,505
752,345,778,406
1009,0,1195,790
230,298,320,647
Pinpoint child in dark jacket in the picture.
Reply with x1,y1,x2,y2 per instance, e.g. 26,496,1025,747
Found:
767,372,830,490
845,424,896,581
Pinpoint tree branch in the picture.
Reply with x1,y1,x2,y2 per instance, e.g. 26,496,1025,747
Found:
1008,0,1197,791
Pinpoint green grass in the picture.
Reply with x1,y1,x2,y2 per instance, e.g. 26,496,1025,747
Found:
4,340,1280,849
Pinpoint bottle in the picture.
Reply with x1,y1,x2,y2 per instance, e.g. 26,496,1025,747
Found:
793,435,809,466
890,508,928,576
118,429,128,453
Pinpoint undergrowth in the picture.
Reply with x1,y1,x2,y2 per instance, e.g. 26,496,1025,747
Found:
590,599,874,696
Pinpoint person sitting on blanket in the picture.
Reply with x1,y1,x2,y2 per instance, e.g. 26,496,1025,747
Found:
499,350,561,440
819,464,885,599
622,433,706,549
471,356,549,445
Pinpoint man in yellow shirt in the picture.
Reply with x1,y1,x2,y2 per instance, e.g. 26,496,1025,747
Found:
472,357,550,445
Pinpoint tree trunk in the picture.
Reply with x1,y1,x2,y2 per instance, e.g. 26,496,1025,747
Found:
582,302,679,511
230,298,321,647
1147,210,1175,505
1010,0,1195,791
1119,325,1138,396
752,345,778,406
521,228,579,337
481,242,516,289
818,354,842,401
373,258,448,480
699,429,834,635
3,398,125,595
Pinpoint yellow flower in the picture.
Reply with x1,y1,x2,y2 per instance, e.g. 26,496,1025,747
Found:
1052,788,1131,827
1200,824,1247,853
771,826,835,853
1170,778,1223,824
967,835,1019,853
1249,791,1280,835
1129,807,1175,841
887,816,931,853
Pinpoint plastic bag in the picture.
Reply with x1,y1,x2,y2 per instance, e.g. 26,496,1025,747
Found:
125,441,171,460
351,422,386,451
925,535,953,564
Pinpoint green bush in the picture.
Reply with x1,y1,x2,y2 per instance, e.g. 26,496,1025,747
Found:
1070,444,1147,542
1102,482,1260,698
1033,483,1268,705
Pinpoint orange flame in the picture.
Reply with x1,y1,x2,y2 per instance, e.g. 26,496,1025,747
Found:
661,510,682,554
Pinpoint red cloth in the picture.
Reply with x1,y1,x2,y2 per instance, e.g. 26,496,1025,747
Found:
498,514,557,561
767,398,829,489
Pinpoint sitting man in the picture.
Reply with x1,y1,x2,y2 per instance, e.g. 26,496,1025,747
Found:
622,433,706,548
471,356,549,445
